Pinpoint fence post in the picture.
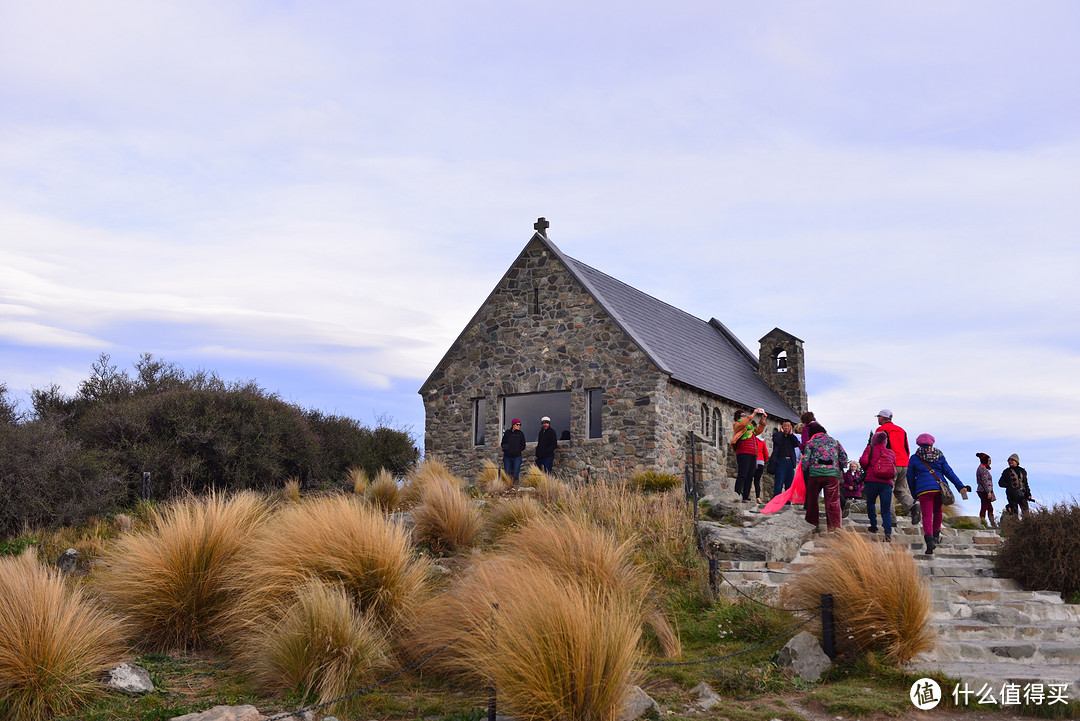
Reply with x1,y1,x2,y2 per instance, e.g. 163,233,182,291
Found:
708,557,719,595
487,603,498,721
141,471,153,501
821,593,836,659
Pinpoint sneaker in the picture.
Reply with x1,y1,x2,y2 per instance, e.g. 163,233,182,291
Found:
842,507,851,518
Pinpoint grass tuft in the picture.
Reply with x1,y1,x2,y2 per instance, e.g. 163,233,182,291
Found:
0,549,126,721
95,490,268,650
346,466,369,495
249,579,391,715
519,464,566,497
629,470,682,493
283,477,301,503
478,459,514,494
784,530,934,663
366,468,402,512
402,458,463,507
483,495,543,542
412,476,482,554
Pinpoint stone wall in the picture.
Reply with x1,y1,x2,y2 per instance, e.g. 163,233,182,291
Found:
421,237,667,482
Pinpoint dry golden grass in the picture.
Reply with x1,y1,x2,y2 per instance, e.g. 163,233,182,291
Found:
346,466,370,495
783,530,934,663
478,459,513,495
402,458,463,507
483,495,543,542
283,477,301,503
410,558,643,721
95,490,268,650
366,468,402,512
519,464,568,498
33,515,118,565
645,607,682,658
225,494,429,643
0,550,126,721
412,476,482,554
247,580,391,716
114,513,133,534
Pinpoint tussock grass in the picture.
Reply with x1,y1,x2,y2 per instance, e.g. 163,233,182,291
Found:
519,464,566,497
0,550,126,721
114,513,133,534
283,477,301,503
227,494,429,641
411,558,642,721
347,466,369,495
412,476,482,554
784,530,933,663
483,495,543,542
478,460,513,495
629,470,682,493
366,468,402,512
95,490,268,650
248,580,391,715
402,458,463,507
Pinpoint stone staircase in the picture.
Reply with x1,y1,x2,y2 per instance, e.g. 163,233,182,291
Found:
712,506,1080,697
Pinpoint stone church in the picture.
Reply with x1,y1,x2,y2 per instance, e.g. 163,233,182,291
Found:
419,220,807,482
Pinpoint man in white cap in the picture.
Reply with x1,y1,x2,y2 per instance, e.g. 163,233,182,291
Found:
535,416,558,473
874,409,917,524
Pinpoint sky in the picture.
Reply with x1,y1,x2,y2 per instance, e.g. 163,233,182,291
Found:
1,1,1078,515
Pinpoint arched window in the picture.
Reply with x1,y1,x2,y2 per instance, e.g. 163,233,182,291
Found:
713,408,722,448
775,350,788,373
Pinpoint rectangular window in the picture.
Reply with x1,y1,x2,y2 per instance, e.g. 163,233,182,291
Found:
472,398,486,446
587,388,603,439
502,391,570,443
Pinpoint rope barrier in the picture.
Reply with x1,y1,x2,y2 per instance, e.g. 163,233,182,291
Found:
717,570,821,613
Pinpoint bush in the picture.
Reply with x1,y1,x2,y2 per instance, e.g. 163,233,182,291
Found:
412,477,481,554
95,491,268,650
227,494,429,640
630,470,682,493
996,500,1080,597
783,530,933,663
0,550,125,721
248,580,391,715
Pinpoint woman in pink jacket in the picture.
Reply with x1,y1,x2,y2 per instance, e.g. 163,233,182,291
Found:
859,431,897,541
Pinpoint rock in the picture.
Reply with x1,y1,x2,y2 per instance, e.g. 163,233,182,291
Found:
104,663,154,694
169,705,266,721
56,548,80,574
618,685,659,721
698,508,814,563
777,631,831,682
692,681,721,710
387,512,415,534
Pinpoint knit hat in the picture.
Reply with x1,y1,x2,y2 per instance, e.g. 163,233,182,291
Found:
872,431,888,445
915,433,935,446
1008,453,1020,464
511,418,521,426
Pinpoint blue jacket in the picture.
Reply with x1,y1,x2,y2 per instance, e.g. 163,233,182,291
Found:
906,452,965,497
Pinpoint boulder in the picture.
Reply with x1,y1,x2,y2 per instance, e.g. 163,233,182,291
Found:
618,685,659,721
57,548,80,574
692,681,721,710
777,631,831,682
104,663,154,695
698,508,814,563
169,705,266,721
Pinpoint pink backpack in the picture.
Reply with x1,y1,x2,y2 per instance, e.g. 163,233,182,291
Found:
870,446,894,480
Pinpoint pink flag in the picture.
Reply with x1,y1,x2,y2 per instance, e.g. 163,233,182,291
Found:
762,464,806,514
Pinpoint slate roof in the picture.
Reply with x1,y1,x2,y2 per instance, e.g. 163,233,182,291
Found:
543,236,800,421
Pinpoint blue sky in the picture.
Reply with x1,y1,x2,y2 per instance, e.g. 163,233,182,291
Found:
2,2,1078,514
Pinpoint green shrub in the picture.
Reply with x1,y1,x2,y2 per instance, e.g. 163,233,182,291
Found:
995,500,1080,598
630,470,682,493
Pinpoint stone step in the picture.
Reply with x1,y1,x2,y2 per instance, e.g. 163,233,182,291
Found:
917,640,1080,665
934,619,1080,642
908,661,1080,699
935,601,1080,623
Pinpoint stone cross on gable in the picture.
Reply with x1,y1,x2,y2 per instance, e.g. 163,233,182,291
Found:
533,217,550,237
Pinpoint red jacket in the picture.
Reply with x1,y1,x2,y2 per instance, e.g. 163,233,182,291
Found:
755,437,769,463
874,422,910,467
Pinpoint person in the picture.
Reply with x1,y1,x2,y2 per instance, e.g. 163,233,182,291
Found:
975,453,996,528
860,431,897,541
535,416,557,473
732,408,768,502
874,409,917,525
998,453,1033,520
906,433,970,555
797,411,816,446
753,434,769,502
800,422,847,532
771,420,802,500
500,418,526,484
840,461,864,517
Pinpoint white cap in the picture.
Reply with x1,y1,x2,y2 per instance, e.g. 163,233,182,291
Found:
876,409,893,419
541,416,551,422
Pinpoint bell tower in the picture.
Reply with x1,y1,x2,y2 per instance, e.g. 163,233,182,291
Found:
758,328,807,415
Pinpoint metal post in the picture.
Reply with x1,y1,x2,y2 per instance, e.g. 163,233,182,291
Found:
821,593,836,659
684,466,692,504
690,431,698,521
141,471,153,501
708,557,719,595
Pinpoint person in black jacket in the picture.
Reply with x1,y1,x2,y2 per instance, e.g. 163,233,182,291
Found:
501,418,527,483
999,453,1033,520
535,416,558,473
770,420,801,500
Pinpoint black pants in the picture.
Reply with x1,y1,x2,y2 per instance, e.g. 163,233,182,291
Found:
735,453,757,500
753,465,764,498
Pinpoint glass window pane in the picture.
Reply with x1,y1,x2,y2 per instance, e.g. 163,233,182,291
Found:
502,392,570,442
588,388,603,439
473,398,486,446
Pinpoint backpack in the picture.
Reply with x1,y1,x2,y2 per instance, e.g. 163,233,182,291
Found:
870,446,894,479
